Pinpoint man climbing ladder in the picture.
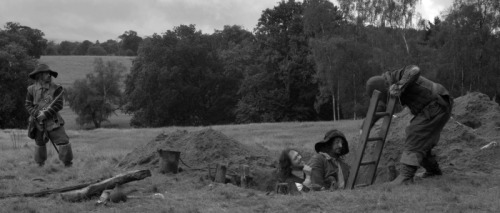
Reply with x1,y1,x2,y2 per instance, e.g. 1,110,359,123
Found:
359,65,453,186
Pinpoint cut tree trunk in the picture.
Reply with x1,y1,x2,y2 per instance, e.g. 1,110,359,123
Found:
157,149,180,174
60,169,151,202
214,163,227,183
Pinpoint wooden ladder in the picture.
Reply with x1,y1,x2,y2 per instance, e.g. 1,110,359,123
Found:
346,90,396,189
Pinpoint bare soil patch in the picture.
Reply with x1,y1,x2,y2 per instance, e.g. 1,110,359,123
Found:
118,129,278,191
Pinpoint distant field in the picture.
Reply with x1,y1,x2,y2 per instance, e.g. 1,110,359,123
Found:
40,56,134,88
39,56,135,129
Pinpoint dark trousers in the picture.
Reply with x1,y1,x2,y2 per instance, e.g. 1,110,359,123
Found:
34,126,72,165
400,101,451,166
35,125,69,146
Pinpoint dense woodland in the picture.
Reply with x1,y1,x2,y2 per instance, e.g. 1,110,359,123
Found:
1,0,499,128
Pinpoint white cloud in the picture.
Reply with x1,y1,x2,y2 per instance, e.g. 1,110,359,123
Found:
416,0,453,22
0,0,453,42
0,0,281,42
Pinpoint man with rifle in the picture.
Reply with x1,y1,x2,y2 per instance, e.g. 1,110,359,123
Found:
25,64,73,167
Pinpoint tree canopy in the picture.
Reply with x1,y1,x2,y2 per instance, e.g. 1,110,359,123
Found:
0,22,40,128
236,0,318,123
124,25,241,126
66,58,125,128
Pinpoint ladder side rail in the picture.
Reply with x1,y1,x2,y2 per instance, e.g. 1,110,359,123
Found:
368,95,397,185
346,90,381,189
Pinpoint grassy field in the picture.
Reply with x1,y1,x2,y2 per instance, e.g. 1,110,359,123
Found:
0,121,499,213
39,56,134,129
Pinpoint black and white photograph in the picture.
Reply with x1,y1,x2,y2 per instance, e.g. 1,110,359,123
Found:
0,0,499,212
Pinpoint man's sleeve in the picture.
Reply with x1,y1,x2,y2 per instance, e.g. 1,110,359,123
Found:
308,155,326,191
25,86,38,117
43,87,64,118
395,65,421,91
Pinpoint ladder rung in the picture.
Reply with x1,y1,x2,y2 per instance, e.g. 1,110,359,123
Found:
367,137,383,142
375,112,391,117
360,161,377,166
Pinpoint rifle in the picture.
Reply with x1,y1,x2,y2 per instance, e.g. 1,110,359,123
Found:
34,88,65,153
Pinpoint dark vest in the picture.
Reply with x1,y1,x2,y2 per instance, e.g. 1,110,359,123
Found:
400,76,436,115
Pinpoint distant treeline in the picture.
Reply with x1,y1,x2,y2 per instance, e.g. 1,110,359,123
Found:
45,30,142,56
1,0,499,128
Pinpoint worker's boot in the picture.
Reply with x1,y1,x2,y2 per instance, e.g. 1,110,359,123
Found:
34,145,47,167
389,164,417,185
416,155,442,178
58,143,73,167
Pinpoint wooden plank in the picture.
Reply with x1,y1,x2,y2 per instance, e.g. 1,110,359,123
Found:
240,164,250,188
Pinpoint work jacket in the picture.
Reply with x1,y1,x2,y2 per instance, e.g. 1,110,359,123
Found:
305,153,350,191
25,82,65,131
383,65,452,115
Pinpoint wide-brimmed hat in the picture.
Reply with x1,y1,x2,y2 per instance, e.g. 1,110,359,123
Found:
314,129,349,155
29,64,58,79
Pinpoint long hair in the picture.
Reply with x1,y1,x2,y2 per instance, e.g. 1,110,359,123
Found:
277,148,296,182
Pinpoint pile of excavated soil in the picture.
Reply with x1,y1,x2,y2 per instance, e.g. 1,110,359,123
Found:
452,92,500,138
118,128,274,171
378,92,500,174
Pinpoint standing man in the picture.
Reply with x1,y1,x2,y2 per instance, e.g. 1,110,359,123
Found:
365,65,452,184
25,64,73,167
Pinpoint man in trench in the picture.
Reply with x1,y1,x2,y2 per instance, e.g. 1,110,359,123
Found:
365,65,453,184
303,129,350,190
25,64,74,167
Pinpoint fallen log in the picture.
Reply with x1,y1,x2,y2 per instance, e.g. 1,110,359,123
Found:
0,182,93,199
60,169,151,202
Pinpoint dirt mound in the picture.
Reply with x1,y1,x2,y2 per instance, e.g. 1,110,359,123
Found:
378,92,500,174
118,128,273,170
452,92,500,138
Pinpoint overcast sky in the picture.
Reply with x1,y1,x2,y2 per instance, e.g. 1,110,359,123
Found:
0,0,453,42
